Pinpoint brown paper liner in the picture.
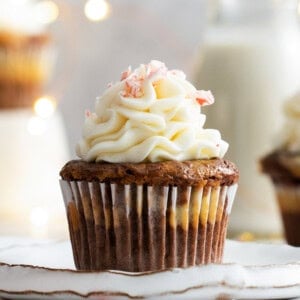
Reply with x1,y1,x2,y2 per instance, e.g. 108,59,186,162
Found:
274,184,300,246
60,181,237,272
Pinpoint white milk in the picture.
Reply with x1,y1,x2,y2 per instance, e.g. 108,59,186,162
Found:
193,3,300,236
0,109,70,238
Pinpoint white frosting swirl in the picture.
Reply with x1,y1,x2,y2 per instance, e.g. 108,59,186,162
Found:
280,92,300,152
76,61,228,163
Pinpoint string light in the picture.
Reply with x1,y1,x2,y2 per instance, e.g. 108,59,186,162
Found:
84,0,111,22
34,0,59,24
34,96,56,119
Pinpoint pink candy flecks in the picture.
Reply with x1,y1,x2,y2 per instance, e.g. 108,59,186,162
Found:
119,61,215,106
120,66,132,81
85,110,97,119
120,61,167,98
85,110,91,117
193,90,215,106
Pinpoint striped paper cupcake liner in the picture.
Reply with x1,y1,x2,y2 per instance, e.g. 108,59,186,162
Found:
60,180,237,272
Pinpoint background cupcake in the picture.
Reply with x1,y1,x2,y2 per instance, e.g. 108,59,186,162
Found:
60,60,239,271
0,0,53,109
0,0,71,239
261,92,300,246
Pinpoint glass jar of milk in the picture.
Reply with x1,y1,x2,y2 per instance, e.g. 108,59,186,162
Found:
193,0,300,238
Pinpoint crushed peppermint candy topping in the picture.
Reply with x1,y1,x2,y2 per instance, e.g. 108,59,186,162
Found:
118,60,215,106
193,90,215,106
85,110,97,119
122,79,144,98
120,66,132,81
168,69,186,80
146,60,168,80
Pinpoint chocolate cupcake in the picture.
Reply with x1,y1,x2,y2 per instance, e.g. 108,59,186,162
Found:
60,60,239,271
261,92,300,246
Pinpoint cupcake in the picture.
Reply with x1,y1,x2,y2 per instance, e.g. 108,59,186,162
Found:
261,92,300,246
60,60,239,271
0,1,53,109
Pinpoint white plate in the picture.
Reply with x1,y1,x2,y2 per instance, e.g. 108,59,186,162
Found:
0,237,299,299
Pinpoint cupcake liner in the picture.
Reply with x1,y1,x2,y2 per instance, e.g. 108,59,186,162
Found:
274,184,300,246
60,180,238,272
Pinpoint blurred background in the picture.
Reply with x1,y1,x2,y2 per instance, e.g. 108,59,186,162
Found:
1,0,300,241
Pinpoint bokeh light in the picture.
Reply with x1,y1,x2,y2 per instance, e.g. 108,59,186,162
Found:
34,0,59,24
84,0,111,22
30,207,49,229
34,96,56,119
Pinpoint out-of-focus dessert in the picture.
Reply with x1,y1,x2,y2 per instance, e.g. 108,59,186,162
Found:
0,0,52,108
261,92,300,246
0,1,70,239
60,60,239,271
